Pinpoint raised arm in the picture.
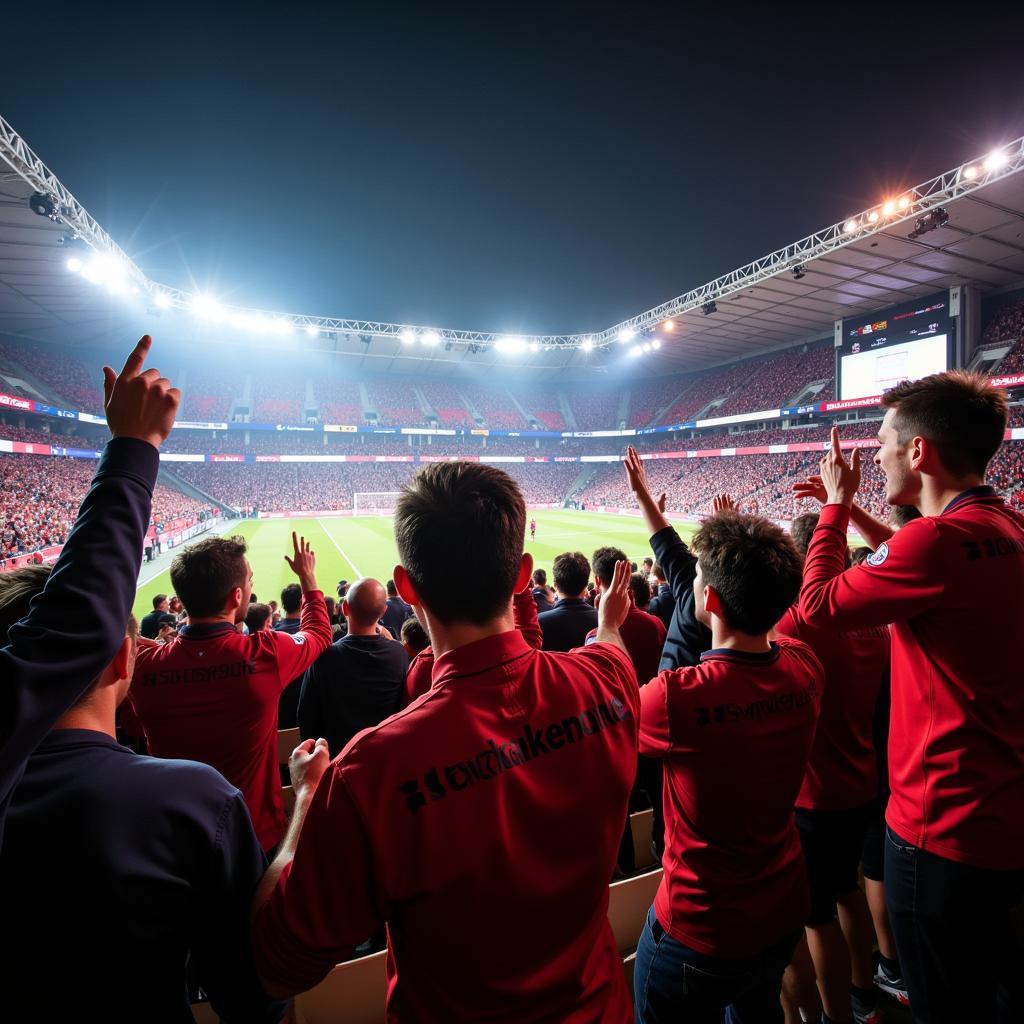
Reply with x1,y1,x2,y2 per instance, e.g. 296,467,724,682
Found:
0,336,178,822
272,533,333,686
624,446,670,536
792,462,894,551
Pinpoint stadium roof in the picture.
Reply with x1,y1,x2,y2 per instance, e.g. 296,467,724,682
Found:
1,113,1023,379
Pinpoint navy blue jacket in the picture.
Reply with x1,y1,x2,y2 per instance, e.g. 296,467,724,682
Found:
649,525,711,671
537,597,599,652
274,617,303,727
647,583,673,629
380,596,414,639
0,729,282,1022
0,438,158,846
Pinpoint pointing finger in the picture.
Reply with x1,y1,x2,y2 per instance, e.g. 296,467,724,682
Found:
118,335,151,380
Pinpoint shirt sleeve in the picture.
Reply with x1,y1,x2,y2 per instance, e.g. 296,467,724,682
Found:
650,525,698,607
568,640,641,719
193,791,285,1023
513,586,543,650
799,504,945,631
0,438,157,826
638,673,673,757
271,591,333,689
251,764,383,995
403,649,434,707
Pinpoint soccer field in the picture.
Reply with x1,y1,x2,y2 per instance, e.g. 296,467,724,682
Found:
132,509,700,618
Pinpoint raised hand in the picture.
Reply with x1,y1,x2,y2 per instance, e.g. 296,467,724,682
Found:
712,493,736,514
597,558,633,633
284,531,318,590
103,335,180,448
791,474,827,505
819,427,861,508
624,446,652,499
288,737,331,803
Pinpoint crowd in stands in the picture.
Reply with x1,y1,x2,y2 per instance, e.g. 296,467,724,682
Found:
0,341,105,413
2,338,1021,1024
418,381,474,426
315,378,364,423
180,368,240,421
366,379,424,426
458,382,526,428
564,387,622,431
509,384,567,430
982,298,1024,347
252,374,307,424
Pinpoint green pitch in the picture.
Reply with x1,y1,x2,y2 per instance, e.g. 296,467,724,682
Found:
132,510,700,617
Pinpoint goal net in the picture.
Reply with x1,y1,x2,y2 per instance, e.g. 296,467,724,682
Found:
353,492,403,516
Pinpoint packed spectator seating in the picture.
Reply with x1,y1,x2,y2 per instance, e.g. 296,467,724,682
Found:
509,385,567,431
566,387,623,431
418,381,474,426
0,424,67,447
458,383,526,429
180,368,239,421
316,378,364,423
982,298,1024,348
365,379,424,426
629,376,696,428
0,453,210,556
496,462,581,504
252,373,307,423
0,341,105,413
998,335,1024,376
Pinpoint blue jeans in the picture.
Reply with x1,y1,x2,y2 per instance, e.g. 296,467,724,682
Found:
634,905,800,1023
884,826,1024,1023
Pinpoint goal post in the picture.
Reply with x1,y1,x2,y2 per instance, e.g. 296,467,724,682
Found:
353,492,403,516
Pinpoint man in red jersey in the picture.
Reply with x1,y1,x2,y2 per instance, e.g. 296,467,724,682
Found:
799,371,1024,1023
776,511,889,1024
129,532,332,852
632,495,822,1022
251,462,640,1022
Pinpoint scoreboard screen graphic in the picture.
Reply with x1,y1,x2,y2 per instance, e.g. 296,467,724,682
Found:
838,292,950,402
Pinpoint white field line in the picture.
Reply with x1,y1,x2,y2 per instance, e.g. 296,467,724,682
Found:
316,518,363,578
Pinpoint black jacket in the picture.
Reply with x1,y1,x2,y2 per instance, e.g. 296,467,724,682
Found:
649,526,711,671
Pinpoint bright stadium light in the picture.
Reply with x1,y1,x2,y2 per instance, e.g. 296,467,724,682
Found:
662,320,675,332
962,165,978,180
897,195,911,210
581,336,594,353
984,149,1008,173
191,293,223,321
66,256,83,273
496,336,526,355
867,210,880,224
422,330,440,347
273,318,293,336
652,339,662,350
305,324,319,337
617,328,635,344
154,291,171,309
843,218,859,233
882,200,896,216
642,342,652,353
529,341,540,353
399,328,416,344
628,345,642,358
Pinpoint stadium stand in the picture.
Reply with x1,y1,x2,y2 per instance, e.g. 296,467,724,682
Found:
252,373,307,423
316,378,364,424
181,368,239,421
417,381,474,426
365,379,424,426
0,340,105,413
458,382,526,429
510,384,567,430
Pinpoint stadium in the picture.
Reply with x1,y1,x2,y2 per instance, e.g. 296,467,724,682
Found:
1,19,1023,1024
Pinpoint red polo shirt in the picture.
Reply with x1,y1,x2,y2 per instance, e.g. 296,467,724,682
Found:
775,606,889,810
586,605,667,685
639,639,823,956
253,632,639,1022
129,592,332,850
799,490,1024,870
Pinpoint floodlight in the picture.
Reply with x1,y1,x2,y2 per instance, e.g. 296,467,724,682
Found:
641,342,652,353
867,210,879,224
191,293,223,320
154,291,172,309
652,339,661,350
530,341,540,353
897,195,911,210
66,256,82,273
422,330,440,347
273,318,293,335
662,320,675,332
907,207,949,241
399,328,416,344
843,219,858,234
882,200,895,216
496,336,526,355
305,324,319,337
617,328,635,343
983,150,1008,173
628,345,642,358
962,165,978,180
581,337,594,353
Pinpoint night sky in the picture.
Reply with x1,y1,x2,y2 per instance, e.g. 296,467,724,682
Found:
3,5,1024,335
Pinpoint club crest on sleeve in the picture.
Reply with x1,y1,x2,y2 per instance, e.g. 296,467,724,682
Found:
289,633,306,645
866,543,889,567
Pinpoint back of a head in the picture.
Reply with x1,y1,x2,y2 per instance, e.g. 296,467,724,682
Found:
152,593,167,611
592,546,628,589
889,504,923,529
245,602,272,633
882,369,1008,478
280,583,302,615
789,513,820,558
532,568,547,587
629,573,651,609
400,616,429,654
692,510,803,634
170,535,248,618
552,551,590,597
0,565,53,641
346,578,389,628
394,462,525,625
386,579,398,598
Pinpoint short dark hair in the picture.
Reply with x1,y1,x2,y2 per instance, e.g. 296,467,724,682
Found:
532,568,547,587
642,557,653,569
245,602,272,633
152,594,167,610
629,573,651,609
169,536,248,618
552,552,590,596
386,579,398,597
789,513,820,557
394,462,525,625
692,511,803,635
592,546,628,588
850,547,873,566
882,370,1008,478
280,583,302,615
400,616,429,653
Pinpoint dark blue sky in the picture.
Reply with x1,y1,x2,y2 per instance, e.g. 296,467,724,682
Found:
3,5,1024,334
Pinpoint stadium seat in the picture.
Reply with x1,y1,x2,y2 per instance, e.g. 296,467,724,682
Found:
278,727,301,765
630,809,656,870
293,949,388,1024
607,867,663,956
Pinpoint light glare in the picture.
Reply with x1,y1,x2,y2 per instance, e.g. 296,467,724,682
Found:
305,324,319,337
618,328,635,343
66,256,82,273
983,150,1008,172
422,330,440,347
154,292,171,309
962,165,978,180
843,219,858,233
